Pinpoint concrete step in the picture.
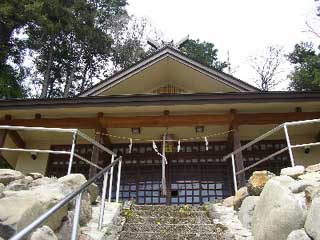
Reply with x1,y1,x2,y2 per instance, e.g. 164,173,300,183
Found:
122,223,218,233
119,231,220,240
126,216,212,224
130,209,208,218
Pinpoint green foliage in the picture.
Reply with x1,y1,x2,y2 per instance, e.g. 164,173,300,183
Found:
0,64,25,99
180,39,227,71
122,208,134,219
288,42,320,91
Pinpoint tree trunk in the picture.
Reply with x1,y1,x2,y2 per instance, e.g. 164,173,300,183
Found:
63,52,82,98
80,62,89,93
40,43,54,99
63,62,76,98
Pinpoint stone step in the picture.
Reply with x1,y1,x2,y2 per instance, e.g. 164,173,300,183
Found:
126,216,212,224
131,205,207,211
130,209,208,218
122,223,219,233
119,231,220,240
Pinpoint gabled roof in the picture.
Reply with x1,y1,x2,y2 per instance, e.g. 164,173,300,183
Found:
80,46,259,97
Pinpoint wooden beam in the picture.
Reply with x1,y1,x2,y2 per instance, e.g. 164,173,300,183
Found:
3,115,26,148
1,112,320,128
101,114,231,128
0,130,8,148
0,117,99,129
236,112,320,125
8,131,26,148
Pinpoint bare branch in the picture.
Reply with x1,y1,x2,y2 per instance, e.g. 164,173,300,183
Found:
249,46,285,91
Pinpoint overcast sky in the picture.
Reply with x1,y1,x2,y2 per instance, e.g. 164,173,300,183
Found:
127,0,320,90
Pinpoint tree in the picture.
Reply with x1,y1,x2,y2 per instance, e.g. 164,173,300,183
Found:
0,0,38,98
180,39,227,71
0,64,25,98
249,46,285,91
288,42,320,91
109,16,160,73
23,0,127,98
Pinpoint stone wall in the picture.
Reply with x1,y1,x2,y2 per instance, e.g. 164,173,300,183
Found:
0,169,99,240
224,163,320,240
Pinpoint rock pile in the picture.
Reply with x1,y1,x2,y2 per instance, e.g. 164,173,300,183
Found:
223,163,320,240
0,169,99,240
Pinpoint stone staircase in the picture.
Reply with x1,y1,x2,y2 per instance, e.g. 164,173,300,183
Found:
118,205,226,240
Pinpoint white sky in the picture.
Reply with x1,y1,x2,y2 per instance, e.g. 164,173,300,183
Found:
127,0,320,90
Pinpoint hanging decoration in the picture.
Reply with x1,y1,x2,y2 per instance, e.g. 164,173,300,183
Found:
204,136,209,151
128,138,133,154
152,141,167,164
97,129,234,143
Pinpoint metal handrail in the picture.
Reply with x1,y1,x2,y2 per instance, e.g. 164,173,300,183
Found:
224,118,320,193
0,125,123,240
0,125,117,174
10,156,122,240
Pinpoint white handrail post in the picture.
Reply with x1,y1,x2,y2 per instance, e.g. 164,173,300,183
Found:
231,154,238,193
98,171,109,230
115,158,122,203
67,131,77,175
284,124,295,167
108,154,115,202
71,192,82,240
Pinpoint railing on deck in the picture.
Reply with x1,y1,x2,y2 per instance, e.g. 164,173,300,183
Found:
223,119,320,193
0,125,122,240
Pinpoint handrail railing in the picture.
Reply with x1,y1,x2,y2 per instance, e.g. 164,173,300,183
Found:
0,125,123,240
223,118,320,193
10,156,122,240
0,125,115,174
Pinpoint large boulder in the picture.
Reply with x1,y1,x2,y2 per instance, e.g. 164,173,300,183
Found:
306,163,320,173
5,176,33,191
58,174,86,191
0,169,24,185
0,194,68,238
252,178,308,240
247,170,275,196
287,229,311,240
298,172,320,181
87,183,99,203
30,226,58,240
233,187,248,210
287,179,320,194
272,175,295,186
0,183,4,198
77,194,92,226
56,212,80,240
281,166,305,179
27,173,44,180
305,186,320,208
0,181,71,238
222,196,234,207
305,197,320,240
238,196,259,229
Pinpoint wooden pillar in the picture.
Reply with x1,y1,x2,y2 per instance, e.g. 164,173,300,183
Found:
89,113,104,178
230,109,246,188
89,113,112,178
